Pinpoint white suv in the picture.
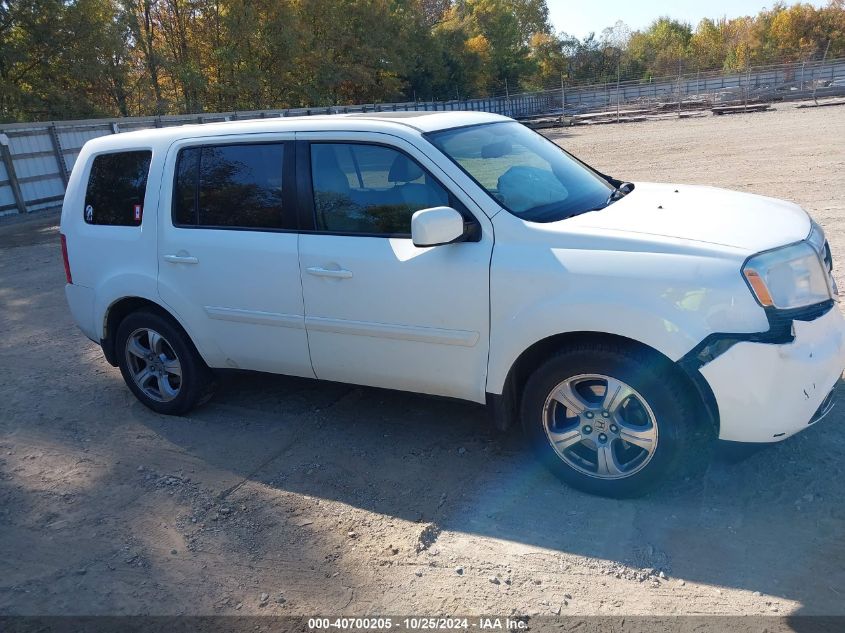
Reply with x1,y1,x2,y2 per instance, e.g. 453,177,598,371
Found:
60,112,845,496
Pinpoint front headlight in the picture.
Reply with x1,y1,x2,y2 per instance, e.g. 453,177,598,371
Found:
743,241,831,309
806,219,838,297
807,220,826,253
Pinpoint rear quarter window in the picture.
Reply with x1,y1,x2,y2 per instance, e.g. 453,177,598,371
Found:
84,150,152,226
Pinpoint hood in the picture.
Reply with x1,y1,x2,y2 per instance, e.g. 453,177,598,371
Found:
565,182,811,253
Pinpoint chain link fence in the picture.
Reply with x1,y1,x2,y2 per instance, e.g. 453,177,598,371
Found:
2,57,844,216
527,57,845,118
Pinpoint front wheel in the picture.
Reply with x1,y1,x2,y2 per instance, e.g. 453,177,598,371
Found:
520,342,698,497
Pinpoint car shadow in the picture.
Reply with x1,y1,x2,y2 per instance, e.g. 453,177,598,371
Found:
146,370,845,616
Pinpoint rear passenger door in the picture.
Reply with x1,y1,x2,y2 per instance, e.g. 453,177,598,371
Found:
296,133,493,402
157,135,314,377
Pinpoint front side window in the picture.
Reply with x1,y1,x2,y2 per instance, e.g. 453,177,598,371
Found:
173,143,286,229
427,122,613,223
310,143,450,235
84,150,151,225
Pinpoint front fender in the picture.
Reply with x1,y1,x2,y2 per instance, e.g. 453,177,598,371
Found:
486,300,696,395
485,236,768,394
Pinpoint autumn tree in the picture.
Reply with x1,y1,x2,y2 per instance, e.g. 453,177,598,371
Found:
2,0,845,122
690,18,727,70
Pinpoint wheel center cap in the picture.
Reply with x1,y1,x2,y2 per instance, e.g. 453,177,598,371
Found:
593,418,606,431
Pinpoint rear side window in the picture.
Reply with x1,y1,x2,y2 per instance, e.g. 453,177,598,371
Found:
173,143,288,229
84,151,151,226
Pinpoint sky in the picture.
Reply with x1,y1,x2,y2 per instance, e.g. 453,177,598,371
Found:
546,0,829,40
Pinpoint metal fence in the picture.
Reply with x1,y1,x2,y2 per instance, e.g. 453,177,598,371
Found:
2,57,844,216
544,57,845,115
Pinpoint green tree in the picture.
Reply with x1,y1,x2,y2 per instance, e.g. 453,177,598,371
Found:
628,17,693,77
1,0,132,121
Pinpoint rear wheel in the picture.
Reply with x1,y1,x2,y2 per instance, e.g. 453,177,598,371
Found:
116,310,213,415
520,342,698,497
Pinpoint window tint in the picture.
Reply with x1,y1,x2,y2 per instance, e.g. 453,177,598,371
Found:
84,151,151,225
173,143,286,229
310,143,450,235
173,147,199,226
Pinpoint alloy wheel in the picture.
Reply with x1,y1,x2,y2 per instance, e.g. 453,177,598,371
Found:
542,374,658,480
125,327,183,402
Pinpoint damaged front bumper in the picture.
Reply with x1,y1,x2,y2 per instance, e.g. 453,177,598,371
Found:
698,306,845,443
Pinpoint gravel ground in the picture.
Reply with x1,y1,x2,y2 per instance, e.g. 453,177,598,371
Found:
1,103,844,619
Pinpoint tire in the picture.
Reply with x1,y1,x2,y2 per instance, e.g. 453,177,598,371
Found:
116,309,214,415
520,341,699,498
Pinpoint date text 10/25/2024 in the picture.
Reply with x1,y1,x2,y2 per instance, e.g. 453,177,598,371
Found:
307,617,528,630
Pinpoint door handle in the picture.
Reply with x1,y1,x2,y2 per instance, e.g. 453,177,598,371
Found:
306,266,353,279
163,254,199,265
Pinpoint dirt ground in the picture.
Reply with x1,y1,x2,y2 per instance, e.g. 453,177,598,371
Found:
1,104,845,620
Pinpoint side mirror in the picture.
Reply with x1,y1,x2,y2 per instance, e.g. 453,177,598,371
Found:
411,207,466,247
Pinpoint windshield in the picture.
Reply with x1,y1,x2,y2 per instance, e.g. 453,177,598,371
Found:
427,121,615,222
